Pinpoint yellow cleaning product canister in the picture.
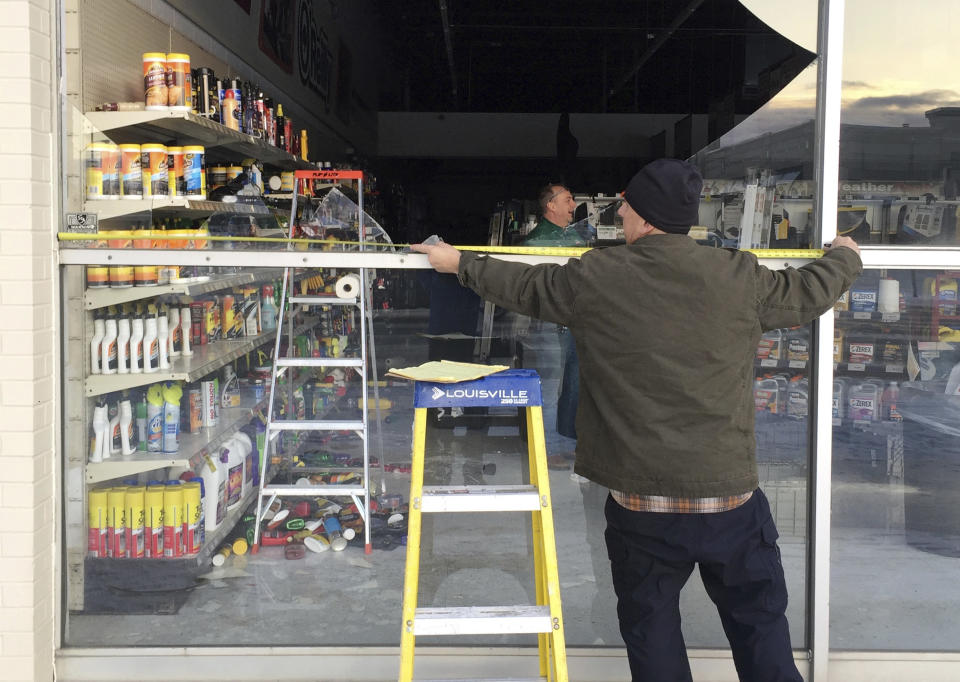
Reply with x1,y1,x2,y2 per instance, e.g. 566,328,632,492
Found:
182,482,202,556
163,485,184,558
106,487,127,558
88,489,108,558
145,485,165,558
125,486,145,559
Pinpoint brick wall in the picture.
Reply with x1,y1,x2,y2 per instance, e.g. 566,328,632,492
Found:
0,0,59,680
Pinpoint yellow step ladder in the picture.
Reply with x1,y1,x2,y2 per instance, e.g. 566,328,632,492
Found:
399,369,568,682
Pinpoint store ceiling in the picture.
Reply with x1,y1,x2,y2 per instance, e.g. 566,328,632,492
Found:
377,0,814,116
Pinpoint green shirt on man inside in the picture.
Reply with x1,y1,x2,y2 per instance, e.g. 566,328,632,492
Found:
524,217,586,246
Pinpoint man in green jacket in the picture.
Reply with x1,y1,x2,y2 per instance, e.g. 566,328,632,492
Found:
525,183,585,246
413,159,861,682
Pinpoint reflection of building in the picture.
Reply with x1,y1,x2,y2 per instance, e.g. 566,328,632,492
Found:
696,107,960,187
693,108,960,246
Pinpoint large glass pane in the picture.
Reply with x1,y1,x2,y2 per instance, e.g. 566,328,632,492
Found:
835,1,960,247
831,268,960,650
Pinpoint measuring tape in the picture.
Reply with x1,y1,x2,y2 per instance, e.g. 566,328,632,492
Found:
56,232,824,259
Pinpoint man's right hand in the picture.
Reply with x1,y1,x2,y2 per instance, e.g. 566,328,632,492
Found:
410,241,462,274
826,235,860,255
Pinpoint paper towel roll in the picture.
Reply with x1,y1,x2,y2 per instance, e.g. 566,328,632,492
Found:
878,278,899,313
335,274,361,299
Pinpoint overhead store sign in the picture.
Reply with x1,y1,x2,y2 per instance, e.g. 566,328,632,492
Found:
297,0,333,111
166,0,367,152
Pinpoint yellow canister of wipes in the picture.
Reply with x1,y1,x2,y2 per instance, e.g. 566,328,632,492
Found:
88,489,108,558
182,482,202,556
107,487,127,558
145,485,165,558
125,486,145,559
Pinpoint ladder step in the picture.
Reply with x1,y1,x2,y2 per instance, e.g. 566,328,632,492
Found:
289,296,358,305
268,420,365,431
275,357,363,367
420,485,541,513
415,679,546,682
412,606,552,636
261,485,366,497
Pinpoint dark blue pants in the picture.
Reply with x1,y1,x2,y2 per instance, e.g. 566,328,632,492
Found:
556,326,578,439
604,490,802,682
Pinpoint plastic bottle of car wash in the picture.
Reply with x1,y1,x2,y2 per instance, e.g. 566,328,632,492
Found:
90,310,106,374
129,309,144,373
90,401,108,463
119,399,135,455
108,398,122,457
158,306,170,370
199,453,223,535
180,305,193,356
261,285,277,332
117,314,131,374
100,309,119,375
168,306,181,359
223,442,244,511
143,306,159,373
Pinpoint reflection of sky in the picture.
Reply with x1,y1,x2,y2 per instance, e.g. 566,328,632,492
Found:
722,0,960,146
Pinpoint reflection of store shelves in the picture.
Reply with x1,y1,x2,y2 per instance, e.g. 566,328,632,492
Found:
86,198,273,221
835,362,905,374
85,331,277,396
84,270,282,309
755,359,807,370
836,310,901,323
84,110,312,170
832,417,904,429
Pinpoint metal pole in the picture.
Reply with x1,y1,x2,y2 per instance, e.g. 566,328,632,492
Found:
810,0,845,678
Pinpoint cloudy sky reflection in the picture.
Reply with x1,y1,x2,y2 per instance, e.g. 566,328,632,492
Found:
724,0,960,145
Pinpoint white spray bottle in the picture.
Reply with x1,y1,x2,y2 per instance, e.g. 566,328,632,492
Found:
180,305,193,356
90,402,108,463
108,398,121,457
100,308,118,375
119,399,135,455
117,313,131,374
168,306,181,358
90,310,105,375
129,306,144,373
158,306,170,370
143,305,159,373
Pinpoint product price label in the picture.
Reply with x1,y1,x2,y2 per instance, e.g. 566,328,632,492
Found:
788,360,807,369
64,212,99,233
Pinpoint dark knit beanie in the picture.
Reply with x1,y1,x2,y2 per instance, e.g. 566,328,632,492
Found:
622,159,703,234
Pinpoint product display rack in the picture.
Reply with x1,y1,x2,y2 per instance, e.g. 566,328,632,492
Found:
83,270,283,309
86,198,281,222
84,109,313,171
84,354,317,485
85,329,276,396
65,102,324,611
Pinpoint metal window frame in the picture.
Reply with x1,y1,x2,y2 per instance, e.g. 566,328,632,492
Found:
53,0,960,676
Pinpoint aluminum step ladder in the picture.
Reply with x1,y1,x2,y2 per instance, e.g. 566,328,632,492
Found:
399,369,568,682
252,169,380,554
